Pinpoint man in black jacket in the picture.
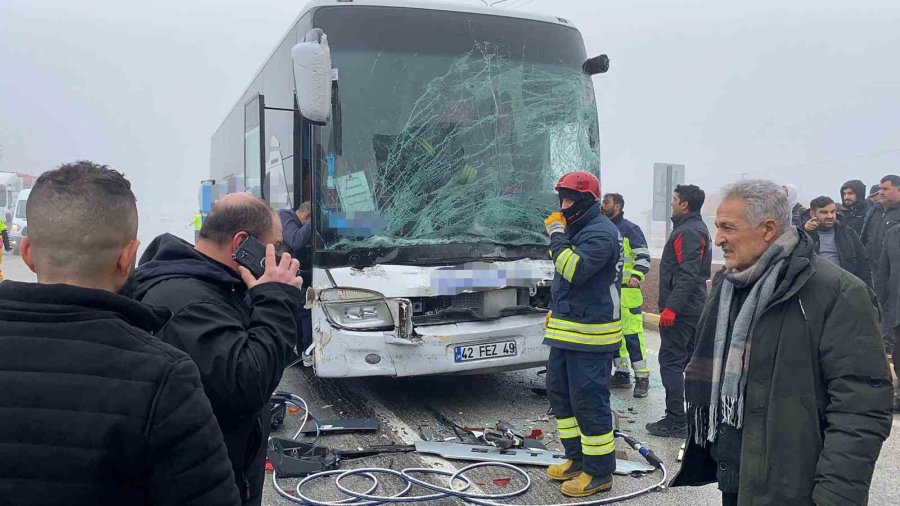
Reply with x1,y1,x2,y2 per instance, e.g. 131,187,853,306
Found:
648,184,712,438
862,174,900,353
0,161,239,505
874,226,900,412
862,175,900,274
804,196,872,286
839,179,872,237
135,193,303,505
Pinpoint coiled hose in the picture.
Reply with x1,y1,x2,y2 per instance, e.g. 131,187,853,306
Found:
270,394,668,505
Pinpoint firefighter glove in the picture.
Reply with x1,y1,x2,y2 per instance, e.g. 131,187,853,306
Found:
544,212,566,236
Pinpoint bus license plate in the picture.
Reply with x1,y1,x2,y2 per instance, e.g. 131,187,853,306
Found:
454,341,517,363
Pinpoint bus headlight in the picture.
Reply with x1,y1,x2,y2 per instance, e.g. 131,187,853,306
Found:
10,224,18,232
320,288,394,331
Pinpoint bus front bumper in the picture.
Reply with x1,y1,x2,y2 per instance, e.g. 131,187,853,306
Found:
312,313,549,378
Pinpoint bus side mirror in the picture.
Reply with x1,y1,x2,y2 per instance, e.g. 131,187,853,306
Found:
292,29,333,125
583,54,610,76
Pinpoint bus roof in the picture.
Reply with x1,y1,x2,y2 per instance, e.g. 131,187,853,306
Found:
300,0,572,26
214,0,578,138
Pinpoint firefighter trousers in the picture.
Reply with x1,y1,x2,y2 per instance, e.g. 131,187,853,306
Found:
614,287,649,377
546,347,616,477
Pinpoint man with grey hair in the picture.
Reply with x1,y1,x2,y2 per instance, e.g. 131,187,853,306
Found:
671,179,892,505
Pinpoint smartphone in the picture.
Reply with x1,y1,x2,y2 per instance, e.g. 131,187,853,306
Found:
233,236,267,278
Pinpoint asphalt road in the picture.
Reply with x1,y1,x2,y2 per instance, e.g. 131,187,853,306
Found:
2,254,896,505
260,335,899,506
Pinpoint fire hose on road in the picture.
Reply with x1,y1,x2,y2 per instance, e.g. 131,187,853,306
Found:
269,393,669,505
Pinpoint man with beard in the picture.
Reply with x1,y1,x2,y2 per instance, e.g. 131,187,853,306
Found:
862,175,900,354
0,161,240,505
804,196,871,286
838,180,872,237
647,184,712,438
601,192,652,397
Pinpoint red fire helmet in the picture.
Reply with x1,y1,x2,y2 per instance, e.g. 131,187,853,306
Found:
555,171,600,200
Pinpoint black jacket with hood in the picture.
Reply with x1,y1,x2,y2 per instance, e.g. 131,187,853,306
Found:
839,180,872,237
134,234,302,505
0,281,240,505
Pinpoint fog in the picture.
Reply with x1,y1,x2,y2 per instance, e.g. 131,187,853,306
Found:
1,0,898,252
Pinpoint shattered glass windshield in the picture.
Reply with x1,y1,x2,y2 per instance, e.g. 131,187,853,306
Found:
313,6,600,255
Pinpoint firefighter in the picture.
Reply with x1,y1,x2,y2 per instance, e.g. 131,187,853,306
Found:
543,171,624,497
0,218,11,281
601,193,652,397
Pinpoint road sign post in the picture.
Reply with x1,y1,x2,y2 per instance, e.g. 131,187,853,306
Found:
652,163,685,239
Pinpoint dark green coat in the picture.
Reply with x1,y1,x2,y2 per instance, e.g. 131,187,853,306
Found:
671,234,893,506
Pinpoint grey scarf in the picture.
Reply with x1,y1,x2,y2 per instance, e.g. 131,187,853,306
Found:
703,228,799,443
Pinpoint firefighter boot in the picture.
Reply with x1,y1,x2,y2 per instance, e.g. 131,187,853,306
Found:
561,472,613,497
547,459,582,481
633,376,650,398
610,371,632,389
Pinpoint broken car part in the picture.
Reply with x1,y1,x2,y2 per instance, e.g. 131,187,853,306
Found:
297,418,380,436
413,441,655,476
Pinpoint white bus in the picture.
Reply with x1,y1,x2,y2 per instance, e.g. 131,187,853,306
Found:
210,0,607,377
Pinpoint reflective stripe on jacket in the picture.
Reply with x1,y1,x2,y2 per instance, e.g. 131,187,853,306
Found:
543,205,623,353
610,213,650,284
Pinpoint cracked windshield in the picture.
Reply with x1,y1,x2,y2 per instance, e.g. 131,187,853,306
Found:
315,7,599,252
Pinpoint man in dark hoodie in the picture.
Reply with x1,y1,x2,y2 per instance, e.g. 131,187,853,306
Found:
135,193,303,505
0,161,240,505
839,179,872,237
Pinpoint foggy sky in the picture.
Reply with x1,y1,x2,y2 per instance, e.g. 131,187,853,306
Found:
1,0,899,249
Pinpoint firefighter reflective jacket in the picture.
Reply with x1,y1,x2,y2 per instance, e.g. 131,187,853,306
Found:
610,213,650,285
544,205,624,353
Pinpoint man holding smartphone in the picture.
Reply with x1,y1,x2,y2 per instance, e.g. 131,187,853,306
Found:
135,193,303,505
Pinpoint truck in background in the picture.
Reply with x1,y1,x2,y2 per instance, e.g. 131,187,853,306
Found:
0,172,34,253
9,188,30,255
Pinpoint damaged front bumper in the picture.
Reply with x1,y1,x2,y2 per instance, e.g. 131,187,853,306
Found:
311,313,549,378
